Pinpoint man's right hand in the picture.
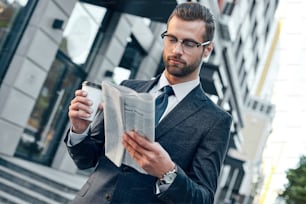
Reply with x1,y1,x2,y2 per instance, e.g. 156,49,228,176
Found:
68,90,93,134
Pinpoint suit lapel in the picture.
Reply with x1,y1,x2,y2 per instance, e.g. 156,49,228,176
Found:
136,77,159,93
129,79,208,140
155,85,207,139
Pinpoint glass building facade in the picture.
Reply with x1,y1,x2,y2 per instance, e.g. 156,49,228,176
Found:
0,1,279,203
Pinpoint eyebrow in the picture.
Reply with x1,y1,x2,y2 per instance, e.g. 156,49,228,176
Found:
166,33,200,43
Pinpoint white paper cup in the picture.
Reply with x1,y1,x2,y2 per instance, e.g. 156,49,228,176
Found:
81,81,102,121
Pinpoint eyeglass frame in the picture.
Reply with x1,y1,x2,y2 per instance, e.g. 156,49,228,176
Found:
161,31,211,50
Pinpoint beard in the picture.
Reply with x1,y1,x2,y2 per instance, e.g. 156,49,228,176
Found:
163,52,202,77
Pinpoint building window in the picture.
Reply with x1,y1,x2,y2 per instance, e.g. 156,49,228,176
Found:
14,2,111,166
240,70,246,87
243,86,249,103
252,100,258,110
252,20,257,38
266,105,272,114
265,22,270,41
249,0,256,18
238,58,245,78
59,2,107,66
253,36,258,51
235,37,242,59
254,54,259,72
0,1,31,50
264,1,270,18
15,53,85,165
222,2,235,16
0,0,37,84
113,35,146,84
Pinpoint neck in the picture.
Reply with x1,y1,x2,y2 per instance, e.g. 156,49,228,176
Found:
164,70,198,85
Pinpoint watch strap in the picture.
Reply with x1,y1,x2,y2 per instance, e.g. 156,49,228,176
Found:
159,164,177,184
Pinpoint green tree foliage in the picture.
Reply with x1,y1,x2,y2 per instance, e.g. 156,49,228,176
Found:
279,156,306,204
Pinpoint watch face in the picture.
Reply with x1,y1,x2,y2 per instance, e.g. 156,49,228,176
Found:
164,172,176,183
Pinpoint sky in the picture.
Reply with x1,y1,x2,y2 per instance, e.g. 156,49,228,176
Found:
260,0,306,203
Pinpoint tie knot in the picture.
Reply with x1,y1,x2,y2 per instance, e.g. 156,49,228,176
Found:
161,85,174,96
155,85,174,125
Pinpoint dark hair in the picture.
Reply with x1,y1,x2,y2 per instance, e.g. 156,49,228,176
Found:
167,2,215,42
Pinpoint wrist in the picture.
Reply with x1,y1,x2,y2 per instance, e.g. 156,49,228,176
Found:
71,125,89,134
71,126,83,134
159,163,177,185
159,162,176,179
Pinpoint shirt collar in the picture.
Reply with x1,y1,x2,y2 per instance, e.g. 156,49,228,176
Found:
157,72,200,101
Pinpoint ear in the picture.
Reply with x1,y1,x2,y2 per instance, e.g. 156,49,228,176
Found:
202,42,214,58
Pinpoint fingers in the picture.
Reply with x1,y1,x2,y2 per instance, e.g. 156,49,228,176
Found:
98,102,104,110
122,133,143,160
122,131,158,157
122,132,173,178
67,90,92,133
126,131,152,151
69,90,93,118
75,89,87,97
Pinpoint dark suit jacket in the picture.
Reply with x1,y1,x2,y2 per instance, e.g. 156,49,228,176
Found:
65,77,232,204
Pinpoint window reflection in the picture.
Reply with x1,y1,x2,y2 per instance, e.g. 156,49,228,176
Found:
0,0,28,50
113,67,131,85
59,2,106,65
114,35,146,84
16,56,83,165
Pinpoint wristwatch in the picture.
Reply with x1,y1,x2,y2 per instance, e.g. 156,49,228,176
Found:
159,165,177,185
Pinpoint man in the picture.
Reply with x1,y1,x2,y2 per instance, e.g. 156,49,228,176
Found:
66,2,232,204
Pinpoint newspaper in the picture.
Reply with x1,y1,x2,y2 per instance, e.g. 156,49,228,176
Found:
102,81,155,174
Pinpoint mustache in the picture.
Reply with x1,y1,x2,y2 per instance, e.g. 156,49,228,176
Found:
167,55,185,63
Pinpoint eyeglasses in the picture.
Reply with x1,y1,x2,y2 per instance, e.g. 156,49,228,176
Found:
161,31,210,52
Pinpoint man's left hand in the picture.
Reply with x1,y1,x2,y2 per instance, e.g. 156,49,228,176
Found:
122,130,175,178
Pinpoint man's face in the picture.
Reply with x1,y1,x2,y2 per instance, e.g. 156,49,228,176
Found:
162,16,212,83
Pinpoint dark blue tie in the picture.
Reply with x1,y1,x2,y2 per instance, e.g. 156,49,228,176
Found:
155,85,174,124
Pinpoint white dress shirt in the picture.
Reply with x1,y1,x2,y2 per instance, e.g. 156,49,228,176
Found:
150,72,200,123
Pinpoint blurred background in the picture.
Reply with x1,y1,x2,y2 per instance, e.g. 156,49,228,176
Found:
0,0,305,203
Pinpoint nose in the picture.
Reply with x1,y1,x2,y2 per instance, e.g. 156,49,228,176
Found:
172,40,184,54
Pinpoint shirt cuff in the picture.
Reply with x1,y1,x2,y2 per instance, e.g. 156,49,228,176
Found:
155,179,173,194
67,126,90,147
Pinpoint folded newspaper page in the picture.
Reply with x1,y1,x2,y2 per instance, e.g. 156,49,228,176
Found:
102,81,155,174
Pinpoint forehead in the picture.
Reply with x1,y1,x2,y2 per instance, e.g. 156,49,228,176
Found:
167,16,206,41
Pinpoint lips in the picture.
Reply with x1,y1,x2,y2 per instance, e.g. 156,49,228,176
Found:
168,57,184,64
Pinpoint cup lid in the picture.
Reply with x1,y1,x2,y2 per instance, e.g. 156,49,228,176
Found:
82,81,102,89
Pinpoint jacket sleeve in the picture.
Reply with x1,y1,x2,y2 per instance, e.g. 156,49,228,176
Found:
64,80,143,170
158,113,232,204
64,110,105,169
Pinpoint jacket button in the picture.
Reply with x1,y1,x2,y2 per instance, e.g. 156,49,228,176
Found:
105,193,111,201
123,166,129,172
